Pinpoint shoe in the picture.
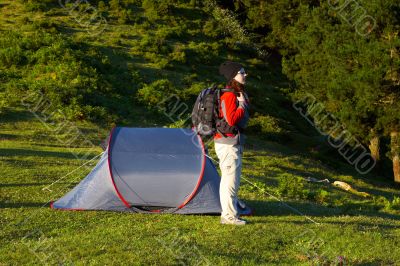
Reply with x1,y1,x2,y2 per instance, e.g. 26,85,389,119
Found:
220,216,247,225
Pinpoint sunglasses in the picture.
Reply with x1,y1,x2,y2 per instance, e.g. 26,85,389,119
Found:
238,69,247,75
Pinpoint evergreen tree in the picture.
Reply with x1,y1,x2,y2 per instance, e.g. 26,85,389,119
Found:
239,0,400,180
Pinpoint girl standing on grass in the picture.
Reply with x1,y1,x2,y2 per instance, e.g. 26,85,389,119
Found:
215,61,250,225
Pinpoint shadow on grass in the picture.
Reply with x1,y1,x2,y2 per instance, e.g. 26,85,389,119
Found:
0,148,97,160
0,202,48,208
0,108,35,123
0,133,19,140
0,182,74,188
245,199,400,221
1,158,36,167
319,220,400,230
272,164,327,179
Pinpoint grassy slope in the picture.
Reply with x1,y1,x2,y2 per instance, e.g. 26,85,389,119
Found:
1,1,400,265
2,108,400,265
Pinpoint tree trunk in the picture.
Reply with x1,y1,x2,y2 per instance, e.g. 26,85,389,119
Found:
368,135,380,162
391,131,400,183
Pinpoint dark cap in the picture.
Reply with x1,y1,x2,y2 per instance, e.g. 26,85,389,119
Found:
219,61,243,81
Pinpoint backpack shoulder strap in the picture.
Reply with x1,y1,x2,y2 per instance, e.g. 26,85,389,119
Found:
221,88,234,93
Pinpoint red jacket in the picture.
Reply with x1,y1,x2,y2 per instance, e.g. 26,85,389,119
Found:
214,90,247,140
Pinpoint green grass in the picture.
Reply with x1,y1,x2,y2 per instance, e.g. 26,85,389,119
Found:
1,108,400,265
1,1,400,265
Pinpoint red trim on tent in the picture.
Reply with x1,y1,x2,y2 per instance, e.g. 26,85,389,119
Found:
107,127,131,209
177,133,206,209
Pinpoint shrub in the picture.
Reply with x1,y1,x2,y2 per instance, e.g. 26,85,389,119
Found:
98,1,107,13
22,0,54,11
108,0,138,24
142,0,171,21
178,82,207,102
109,0,121,12
314,189,329,204
380,196,400,211
136,79,177,108
187,41,221,64
0,30,139,122
373,196,391,211
0,46,25,67
139,34,168,54
118,9,129,24
31,20,58,32
277,174,309,199
202,19,223,38
391,196,400,210
143,52,170,68
247,113,282,134
169,47,186,63
240,179,269,196
246,113,291,142
167,117,191,128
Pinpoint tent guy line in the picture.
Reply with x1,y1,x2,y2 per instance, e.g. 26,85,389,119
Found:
42,151,105,192
205,154,321,225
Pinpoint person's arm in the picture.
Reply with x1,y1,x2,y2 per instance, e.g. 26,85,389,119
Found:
220,92,245,126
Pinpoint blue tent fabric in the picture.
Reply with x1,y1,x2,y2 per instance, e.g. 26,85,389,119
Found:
51,152,128,211
51,127,251,215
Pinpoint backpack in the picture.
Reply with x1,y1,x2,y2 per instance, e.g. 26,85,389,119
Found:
192,85,239,137
191,84,221,136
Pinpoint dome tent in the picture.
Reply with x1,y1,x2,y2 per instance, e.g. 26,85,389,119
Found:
51,127,251,215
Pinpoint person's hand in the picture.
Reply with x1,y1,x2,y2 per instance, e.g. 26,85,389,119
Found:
237,92,245,102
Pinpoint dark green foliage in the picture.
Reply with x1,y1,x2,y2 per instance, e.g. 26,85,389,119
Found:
234,0,400,179
277,174,309,199
21,0,57,11
136,79,176,108
3,0,255,127
246,113,291,143
105,0,143,24
169,44,186,63
202,19,224,38
0,30,139,123
142,0,172,22
187,41,222,64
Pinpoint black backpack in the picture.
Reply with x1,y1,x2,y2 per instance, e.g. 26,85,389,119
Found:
192,85,239,137
191,84,221,136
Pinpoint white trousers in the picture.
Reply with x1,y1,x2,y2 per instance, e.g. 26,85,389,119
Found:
215,142,243,218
